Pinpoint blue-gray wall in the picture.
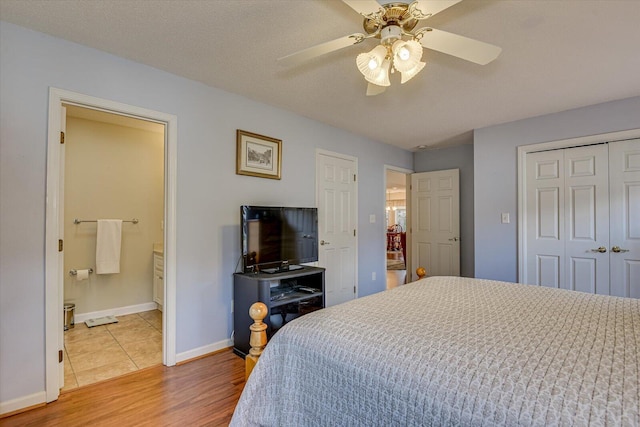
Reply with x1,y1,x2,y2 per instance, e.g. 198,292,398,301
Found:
413,144,474,277
474,96,640,282
0,21,412,408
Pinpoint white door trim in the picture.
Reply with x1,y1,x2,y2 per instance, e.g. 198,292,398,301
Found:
517,128,640,284
315,149,358,297
45,88,178,402
384,165,413,279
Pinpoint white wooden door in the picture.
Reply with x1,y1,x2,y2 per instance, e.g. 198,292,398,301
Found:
525,145,609,291
316,152,357,307
525,149,566,288
410,169,460,280
609,139,640,297
525,140,640,296
564,145,610,293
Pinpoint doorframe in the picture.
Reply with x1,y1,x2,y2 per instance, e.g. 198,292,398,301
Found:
45,88,178,402
384,165,413,283
517,128,640,284
315,149,359,300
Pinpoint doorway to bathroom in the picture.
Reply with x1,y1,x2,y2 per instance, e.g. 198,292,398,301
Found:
45,88,177,403
61,105,165,390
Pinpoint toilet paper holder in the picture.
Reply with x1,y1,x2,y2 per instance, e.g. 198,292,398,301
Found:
69,268,94,276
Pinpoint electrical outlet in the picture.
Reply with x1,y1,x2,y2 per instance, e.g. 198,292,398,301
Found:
369,214,376,223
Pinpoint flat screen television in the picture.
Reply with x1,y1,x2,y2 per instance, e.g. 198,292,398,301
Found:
241,205,318,273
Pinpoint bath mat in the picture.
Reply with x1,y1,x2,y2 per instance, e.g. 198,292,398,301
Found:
85,315,118,328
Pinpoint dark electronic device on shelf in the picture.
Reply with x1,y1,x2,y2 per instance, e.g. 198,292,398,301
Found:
241,205,318,274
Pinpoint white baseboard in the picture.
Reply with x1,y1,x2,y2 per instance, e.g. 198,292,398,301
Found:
0,391,46,416
1,338,233,415
74,302,158,323
176,338,233,364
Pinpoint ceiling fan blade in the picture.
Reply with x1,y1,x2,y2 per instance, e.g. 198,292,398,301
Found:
278,34,366,67
417,28,502,65
366,83,387,96
342,0,384,17
410,0,463,19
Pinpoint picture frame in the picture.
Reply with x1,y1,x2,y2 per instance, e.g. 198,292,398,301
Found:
236,130,282,180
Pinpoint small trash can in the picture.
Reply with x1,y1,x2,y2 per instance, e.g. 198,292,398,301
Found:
64,303,75,331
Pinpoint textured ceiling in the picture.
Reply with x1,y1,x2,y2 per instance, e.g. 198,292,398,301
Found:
1,0,640,151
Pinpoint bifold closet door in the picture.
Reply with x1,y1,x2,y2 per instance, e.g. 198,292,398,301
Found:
525,144,609,292
609,139,640,298
564,144,610,294
526,139,640,297
525,149,566,288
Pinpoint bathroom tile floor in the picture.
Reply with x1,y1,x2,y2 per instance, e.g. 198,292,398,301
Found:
62,309,162,391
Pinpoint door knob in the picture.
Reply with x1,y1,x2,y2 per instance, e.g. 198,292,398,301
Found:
611,246,629,253
320,240,330,246
448,237,459,242
590,247,607,253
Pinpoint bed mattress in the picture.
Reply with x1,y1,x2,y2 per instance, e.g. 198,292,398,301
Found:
231,276,640,426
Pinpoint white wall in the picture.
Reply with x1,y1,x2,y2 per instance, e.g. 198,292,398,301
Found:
64,116,164,314
474,96,640,282
0,21,412,409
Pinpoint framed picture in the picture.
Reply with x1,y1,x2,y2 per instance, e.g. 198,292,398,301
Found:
236,130,282,180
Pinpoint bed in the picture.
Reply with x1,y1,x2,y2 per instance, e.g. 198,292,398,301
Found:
230,276,640,426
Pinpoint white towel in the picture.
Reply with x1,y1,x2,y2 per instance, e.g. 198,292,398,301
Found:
96,219,122,274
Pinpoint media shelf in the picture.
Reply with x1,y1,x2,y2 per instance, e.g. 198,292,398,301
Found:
233,266,325,358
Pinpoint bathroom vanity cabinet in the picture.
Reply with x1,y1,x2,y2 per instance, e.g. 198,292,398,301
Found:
153,247,164,311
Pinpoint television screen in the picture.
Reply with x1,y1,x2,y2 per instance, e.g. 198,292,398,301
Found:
241,206,318,272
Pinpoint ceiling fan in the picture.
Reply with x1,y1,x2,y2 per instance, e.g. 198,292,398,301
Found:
278,0,502,96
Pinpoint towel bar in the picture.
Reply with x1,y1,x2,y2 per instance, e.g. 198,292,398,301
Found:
74,218,139,224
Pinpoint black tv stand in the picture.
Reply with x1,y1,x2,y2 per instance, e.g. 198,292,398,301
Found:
261,264,303,274
233,266,325,358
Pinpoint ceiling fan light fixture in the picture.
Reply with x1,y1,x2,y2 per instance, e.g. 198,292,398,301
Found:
400,61,426,84
280,0,503,97
365,58,391,87
392,39,423,73
356,45,388,80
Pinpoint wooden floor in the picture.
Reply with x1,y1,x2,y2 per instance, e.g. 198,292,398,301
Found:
1,349,245,427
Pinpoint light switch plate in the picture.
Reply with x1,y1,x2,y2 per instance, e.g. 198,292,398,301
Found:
369,214,376,223
501,212,510,224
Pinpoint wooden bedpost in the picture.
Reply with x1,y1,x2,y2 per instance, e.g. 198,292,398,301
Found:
416,267,427,279
245,302,268,380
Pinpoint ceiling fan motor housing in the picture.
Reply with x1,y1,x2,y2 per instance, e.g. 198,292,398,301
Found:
363,2,418,34
381,25,402,46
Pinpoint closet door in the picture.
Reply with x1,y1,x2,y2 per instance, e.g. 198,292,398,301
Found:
525,150,565,288
609,139,640,298
525,145,609,292
564,144,609,294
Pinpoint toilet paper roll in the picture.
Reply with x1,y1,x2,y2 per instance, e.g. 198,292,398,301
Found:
76,269,90,281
